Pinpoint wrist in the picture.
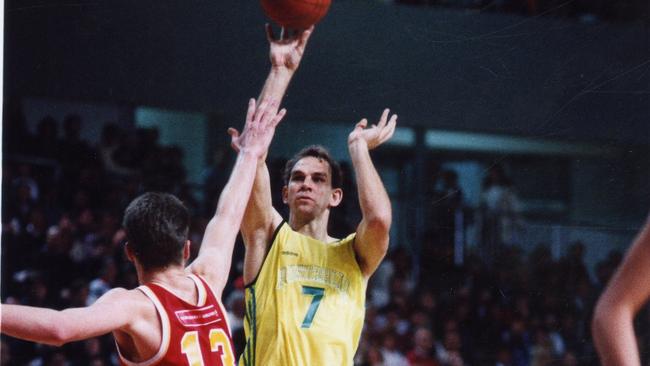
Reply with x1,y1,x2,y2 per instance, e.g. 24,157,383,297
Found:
348,138,369,152
238,148,263,161
270,66,295,78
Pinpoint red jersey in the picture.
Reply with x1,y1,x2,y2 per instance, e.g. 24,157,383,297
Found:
117,274,236,366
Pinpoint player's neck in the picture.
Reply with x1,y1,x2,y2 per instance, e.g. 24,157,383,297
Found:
289,212,336,243
138,265,187,287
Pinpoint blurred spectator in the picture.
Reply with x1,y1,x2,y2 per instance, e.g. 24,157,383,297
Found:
530,328,553,366
13,164,40,202
381,332,410,365
31,116,60,158
428,169,464,262
59,114,98,203
436,319,467,366
98,123,136,178
407,327,439,366
480,164,522,261
86,259,117,305
0,339,11,366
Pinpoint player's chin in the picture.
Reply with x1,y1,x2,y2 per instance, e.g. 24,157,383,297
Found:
292,203,319,216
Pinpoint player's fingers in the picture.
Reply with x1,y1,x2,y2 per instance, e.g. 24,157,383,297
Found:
255,99,271,121
230,141,240,151
227,128,240,150
384,114,397,134
280,27,286,40
356,118,368,130
227,127,240,140
378,108,390,127
380,115,397,143
246,98,256,123
378,122,391,142
378,124,391,144
272,108,287,127
388,114,398,128
298,27,313,48
265,23,275,42
264,100,279,123
258,99,277,124
383,114,397,131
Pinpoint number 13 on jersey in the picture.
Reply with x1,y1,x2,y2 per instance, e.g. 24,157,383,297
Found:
181,328,235,366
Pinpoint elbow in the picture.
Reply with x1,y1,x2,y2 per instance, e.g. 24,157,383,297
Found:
365,213,392,234
45,317,78,347
591,301,607,340
592,294,613,331
49,339,67,347
363,216,392,255
49,325,74,347
592,294,629,340
42,330,68,347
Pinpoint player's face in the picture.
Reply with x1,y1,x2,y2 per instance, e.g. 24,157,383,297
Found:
283,156,342,217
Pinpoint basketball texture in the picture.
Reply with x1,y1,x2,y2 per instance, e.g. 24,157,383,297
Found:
260,0,331,29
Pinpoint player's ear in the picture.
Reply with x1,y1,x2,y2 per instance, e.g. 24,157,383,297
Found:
282,185,289,204
183,240,191,261
329,188,343,208
124,242,135,263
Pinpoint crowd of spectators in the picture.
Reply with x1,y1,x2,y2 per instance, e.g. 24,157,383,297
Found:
353,240,639,365
2,110,648,365
2,110,201,365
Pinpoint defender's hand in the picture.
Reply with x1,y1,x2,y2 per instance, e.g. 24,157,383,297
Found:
228,98,286,158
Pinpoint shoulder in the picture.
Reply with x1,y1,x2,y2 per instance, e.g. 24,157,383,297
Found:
95,287,137,303
270,221,293,243
88,287,158,335
95,287,155,315
101,287,148,300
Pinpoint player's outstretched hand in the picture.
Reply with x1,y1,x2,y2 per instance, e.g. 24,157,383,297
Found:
228,98,286,158
348,108,397,150
266,23,314,72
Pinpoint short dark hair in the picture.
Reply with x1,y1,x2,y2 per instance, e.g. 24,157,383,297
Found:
283,145,343,189
122,192,189,271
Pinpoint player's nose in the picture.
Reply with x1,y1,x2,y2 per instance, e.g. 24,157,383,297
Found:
300,177,314,190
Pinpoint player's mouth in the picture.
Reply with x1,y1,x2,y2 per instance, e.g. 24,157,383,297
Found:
296,196,314,202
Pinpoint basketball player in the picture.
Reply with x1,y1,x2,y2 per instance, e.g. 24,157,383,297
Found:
592,218,650,365
234,25,397,365
1,98,286,365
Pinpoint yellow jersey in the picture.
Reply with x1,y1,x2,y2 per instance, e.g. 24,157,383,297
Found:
239,222,367,366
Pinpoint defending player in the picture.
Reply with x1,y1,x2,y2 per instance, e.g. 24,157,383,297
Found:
1,98,286,365
234,25,397,365
592,217,650,365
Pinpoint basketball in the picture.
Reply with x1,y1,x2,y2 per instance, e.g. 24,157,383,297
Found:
260,0,331,29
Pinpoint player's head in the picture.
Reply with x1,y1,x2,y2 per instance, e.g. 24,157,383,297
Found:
282,145,343,218
122,192,190,271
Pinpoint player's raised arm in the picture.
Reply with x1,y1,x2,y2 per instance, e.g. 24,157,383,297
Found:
239,25,313,285
592,219,650,366
348,109,397,278
1,288,139,346
258,24,313,108
188,98,286,296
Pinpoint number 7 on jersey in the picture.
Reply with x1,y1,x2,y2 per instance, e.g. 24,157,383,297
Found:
301,286,325,328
